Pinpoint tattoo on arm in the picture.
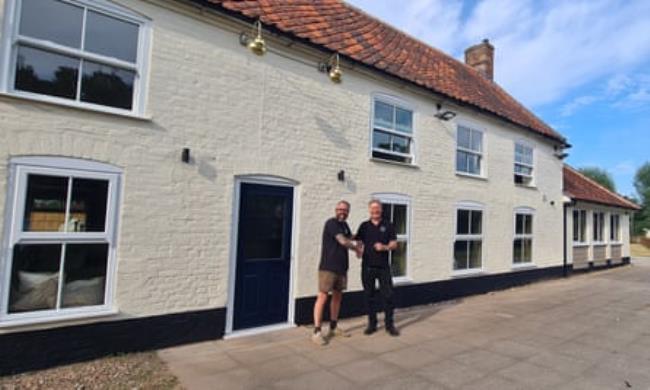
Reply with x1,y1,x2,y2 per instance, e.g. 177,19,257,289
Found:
335,234,358,250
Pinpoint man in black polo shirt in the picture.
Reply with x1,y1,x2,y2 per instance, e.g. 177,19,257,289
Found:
312,200,362,346
356,199,400,336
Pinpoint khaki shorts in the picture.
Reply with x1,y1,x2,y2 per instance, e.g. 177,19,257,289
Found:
318,270,347,293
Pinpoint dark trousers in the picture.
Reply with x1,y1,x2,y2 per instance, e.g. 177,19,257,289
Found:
361,266,394,327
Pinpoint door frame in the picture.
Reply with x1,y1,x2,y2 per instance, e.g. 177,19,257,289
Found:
225,175,299,336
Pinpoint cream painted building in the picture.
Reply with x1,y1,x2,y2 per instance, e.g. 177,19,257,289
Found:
0,0,624,374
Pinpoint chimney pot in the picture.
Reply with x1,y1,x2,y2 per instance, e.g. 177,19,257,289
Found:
465,39,494,80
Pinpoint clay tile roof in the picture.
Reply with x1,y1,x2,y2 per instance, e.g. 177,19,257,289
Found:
563,165,640,210
204,0,566,144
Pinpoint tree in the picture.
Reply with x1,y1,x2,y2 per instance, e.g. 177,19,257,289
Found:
578,167,616,192
633,162,650,236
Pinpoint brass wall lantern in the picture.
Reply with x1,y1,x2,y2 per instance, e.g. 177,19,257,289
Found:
239,19,266,56
318,53,343,84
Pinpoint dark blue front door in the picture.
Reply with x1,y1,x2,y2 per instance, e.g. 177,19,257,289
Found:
233,183,293,330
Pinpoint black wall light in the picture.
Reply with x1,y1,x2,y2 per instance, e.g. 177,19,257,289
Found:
182,148,191,163
435,103,457,121
337,170,345,182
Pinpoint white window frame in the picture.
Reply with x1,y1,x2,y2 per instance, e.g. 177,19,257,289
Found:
372,193,411,283
572,209,588,245
369,94,416,165
514,141,534,186
593,211,605,244
513,207,534,266
452,201,484,275
455,122,485,178
610,214,621,243
0,156,121,326
0,0,151,117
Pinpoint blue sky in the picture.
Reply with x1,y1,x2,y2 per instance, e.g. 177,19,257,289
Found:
347,0,650,197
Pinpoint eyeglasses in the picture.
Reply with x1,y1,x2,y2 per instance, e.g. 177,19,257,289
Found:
336,208,349,212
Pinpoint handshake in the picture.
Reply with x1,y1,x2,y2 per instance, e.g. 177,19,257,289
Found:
352,240,364,258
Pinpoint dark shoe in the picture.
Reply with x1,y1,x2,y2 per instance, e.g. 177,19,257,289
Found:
386,326,400,337
364,325,377,335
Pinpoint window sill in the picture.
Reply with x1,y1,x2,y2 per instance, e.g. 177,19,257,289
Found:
451,269,486,278
0,91,152,122
593,243,607,247
392,276,413,286
610,242,623,246
370,158,420,169
515,184,537,190
572,243,590,247
0,308,119,329
512,263,536,270
455,172,487,181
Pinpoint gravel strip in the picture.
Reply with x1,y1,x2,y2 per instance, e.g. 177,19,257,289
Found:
0,352,181,390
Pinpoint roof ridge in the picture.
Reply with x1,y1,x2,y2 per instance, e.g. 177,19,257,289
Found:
565,164,640,209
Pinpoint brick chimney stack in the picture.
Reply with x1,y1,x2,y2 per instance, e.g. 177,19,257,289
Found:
465,39,494,80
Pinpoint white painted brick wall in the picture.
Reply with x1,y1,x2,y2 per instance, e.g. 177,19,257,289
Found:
0,0,565,332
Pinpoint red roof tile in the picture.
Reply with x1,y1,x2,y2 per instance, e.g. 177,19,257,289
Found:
204,0,566,144
563,166,640,210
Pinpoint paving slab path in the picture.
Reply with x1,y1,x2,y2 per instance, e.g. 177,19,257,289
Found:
159,259,650,390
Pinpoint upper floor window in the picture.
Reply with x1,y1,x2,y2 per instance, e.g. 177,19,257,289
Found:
1,0,150,114
514,143,534,186
371,97,414,164
1,157,121,323
573,209,587,243
513,209,534,264
456,125,483,176
593,211,605,243
454,203,483,271
610,214,621,242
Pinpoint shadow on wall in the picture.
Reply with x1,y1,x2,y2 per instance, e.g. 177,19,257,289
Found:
316,116,352,149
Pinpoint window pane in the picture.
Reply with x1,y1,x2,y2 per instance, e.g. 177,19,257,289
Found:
467,154,481,175
9,244,61,313
23,174,69,232
516,214,524,235
19,0,83,48
524,215,533,235
469,241,482,269
382,203,392,222
513,238,522,263
456,151,468,173
523,238,532,262
15,46,79,100
372,150,411,164
454,240,468,270
392,135,410,154
69,178,109,232
457,126,471,149
80,61,135,110
373,130,391,151
470,210,482,235
515,164,533,176
374,101,394,129
395,107,412,133
390,241,407,277
61,243,108,308
580,211,586,241
470,130,482,152
85,11,139,63
241,194,287,259
457,209,470,235
393,204,407,235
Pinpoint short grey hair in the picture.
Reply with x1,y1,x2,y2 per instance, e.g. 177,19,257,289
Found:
368,199,382,207
336,200,351,209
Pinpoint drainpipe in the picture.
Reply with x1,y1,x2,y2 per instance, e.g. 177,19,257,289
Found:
562,196,574,277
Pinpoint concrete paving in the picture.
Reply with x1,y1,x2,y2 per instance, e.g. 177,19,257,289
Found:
159,259,650,389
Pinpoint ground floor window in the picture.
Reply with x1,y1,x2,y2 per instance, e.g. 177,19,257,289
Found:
593,211,605,242
513,209,534,264
573,209,587,243
454,204,483,271
610,214,620,242
1,157,121,322
374,194,410,278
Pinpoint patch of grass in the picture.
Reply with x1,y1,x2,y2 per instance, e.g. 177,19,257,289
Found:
631,243,650,258
0,352,181,390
